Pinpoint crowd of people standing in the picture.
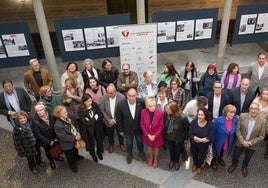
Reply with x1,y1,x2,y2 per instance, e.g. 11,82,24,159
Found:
0,52,267,178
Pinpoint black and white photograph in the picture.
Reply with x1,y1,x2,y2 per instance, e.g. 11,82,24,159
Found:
238,14,257,35
176,20,194,41
62,29,85,51
157,22,176,43
255,13,268,33
2,33,30,57
84,27,107,50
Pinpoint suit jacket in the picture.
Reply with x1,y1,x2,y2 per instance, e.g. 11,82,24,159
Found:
116,98,145,136
229,87,255,115
0,87,32,123
205,92,230,118
247,62,268,91
24,68,53,97
117,71,139,94
235,113,266,150
99,92,125,127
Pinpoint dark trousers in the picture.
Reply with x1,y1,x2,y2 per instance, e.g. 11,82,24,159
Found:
81,124,104,156
125,132,144,155
190,141,209,168
27,155,40,170
64,147,78,170
43,145,54,164
231,145,255,168
167,140,184,162
106,125,124,146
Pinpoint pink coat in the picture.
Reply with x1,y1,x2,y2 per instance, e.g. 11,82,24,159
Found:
140,108,164,147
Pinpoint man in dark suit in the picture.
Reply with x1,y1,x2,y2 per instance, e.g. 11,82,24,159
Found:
228,103,266,177
229,78,255,115
0,79,32,127
116,88,147,164
99,84,126,153
205,81,229,120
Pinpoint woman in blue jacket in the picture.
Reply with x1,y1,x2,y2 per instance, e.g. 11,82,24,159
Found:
212,104,238,170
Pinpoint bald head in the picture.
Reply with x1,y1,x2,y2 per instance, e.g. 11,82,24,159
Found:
127,88,137,104
240,78,250,93
106,84,117,98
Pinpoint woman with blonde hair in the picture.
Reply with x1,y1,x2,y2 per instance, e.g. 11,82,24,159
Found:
140,98,164,168
61,61,84,91
53,105,83,173
32,102,63,170
212,104,238,170
137,71,158,99
165,101,190,171
61,78,83,125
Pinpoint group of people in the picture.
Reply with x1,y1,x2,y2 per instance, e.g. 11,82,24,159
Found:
0,52,267,178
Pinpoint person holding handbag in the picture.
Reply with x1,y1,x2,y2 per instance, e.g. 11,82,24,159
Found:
32,102,64,170
53,105,83,173
189,107,213,175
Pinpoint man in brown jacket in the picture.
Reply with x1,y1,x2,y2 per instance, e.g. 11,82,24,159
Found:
117,64,138,96
24,58,53,101
228,102,266,177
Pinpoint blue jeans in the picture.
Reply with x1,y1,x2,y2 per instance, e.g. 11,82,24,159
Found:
124,132,144,155
231,145,255,168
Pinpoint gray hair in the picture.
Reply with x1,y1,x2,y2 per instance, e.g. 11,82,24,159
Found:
83,58,94,67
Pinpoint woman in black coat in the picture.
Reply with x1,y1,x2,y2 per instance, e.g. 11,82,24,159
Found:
79,94,104,163
32,102,64,170
13,111,45,175
165,101,190,171
53,105,83,173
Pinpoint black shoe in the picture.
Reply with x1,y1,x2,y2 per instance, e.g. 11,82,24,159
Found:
126,155,133,164
70,166,78,173
54,156,64,162
211,161,218,170
228,165,236,173
92,154,98,163
218,158,225,166
168,161,174,170
31,168,40,175
38,161,46,168
50,163,56,170
97,154,103,160
77,155,84,160
175,163,180,171
264,153,268,159
139,152,147,161
242,167,248,177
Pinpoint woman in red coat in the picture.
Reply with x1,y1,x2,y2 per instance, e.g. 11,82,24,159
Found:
140,98,164,168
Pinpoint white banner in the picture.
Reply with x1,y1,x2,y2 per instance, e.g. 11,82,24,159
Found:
118,24,157,83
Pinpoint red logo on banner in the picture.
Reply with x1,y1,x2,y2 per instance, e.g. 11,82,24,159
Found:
121,30,130,38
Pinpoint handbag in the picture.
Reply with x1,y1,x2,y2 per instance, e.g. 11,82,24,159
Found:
50,142,63,158
75,139,86,149
206,143,213,165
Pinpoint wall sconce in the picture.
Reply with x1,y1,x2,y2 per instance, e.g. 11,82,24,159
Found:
19,0,26,3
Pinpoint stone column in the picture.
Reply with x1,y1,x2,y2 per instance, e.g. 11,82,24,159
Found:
216,0,233,74
136,0,145,24
32,0,61,93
